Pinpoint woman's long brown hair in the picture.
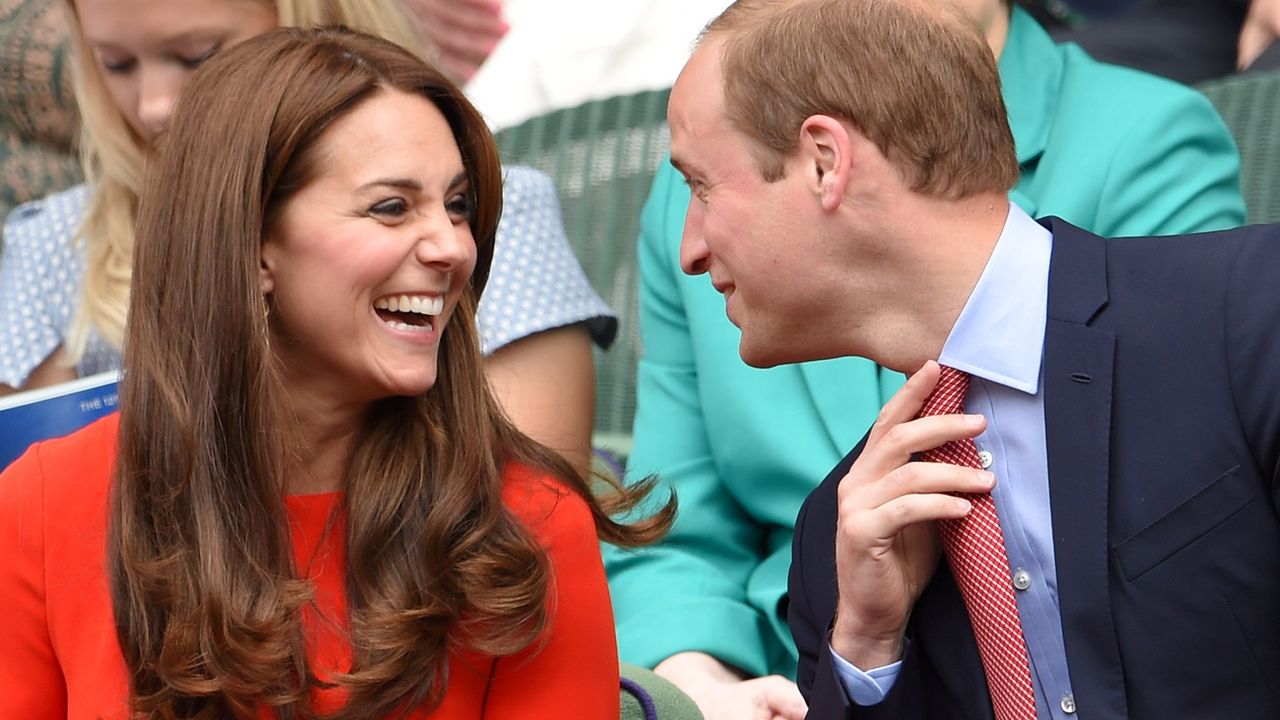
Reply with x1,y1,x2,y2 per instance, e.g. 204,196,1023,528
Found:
112,27,673,719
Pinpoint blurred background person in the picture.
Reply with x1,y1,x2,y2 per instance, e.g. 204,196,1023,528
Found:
0,26,672,719
0,0,81,224
605,0,1246,717
1018,0,1280,84
403,0,509,83
0,0,613,478
452,0,734,130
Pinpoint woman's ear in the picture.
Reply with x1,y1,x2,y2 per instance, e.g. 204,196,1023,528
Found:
259,242,276,296
798,115,853,212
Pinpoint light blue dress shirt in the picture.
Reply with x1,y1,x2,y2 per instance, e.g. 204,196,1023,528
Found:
830,204,1078,717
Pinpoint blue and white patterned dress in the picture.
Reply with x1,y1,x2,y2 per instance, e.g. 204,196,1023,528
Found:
0,166,616,387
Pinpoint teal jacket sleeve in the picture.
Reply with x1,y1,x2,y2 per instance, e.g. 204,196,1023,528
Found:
603,163,783,677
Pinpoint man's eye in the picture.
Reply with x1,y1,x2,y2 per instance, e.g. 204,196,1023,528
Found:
369,198,408,217
683,177,709,199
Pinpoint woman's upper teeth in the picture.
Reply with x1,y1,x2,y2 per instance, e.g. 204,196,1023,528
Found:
374,294,444,315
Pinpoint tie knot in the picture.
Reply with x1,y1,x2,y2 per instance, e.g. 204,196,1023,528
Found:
919,365,970,418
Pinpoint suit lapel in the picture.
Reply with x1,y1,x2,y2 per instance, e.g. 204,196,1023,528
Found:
1042,219,1129,719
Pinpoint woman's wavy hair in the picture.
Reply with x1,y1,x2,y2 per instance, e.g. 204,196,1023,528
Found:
60,0,425,363
111,26,673,720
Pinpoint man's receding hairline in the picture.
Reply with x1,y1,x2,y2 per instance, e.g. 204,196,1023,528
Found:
697,0,970,47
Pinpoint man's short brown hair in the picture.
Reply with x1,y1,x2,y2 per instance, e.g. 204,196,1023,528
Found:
704,0,1019,198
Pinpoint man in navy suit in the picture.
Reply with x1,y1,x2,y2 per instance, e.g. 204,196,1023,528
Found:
666,0,1280,717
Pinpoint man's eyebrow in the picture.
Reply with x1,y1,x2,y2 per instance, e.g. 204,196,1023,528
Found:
670,157,696,178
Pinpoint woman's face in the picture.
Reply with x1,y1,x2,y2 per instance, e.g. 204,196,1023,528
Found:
75,0,277,143
260,89,478,410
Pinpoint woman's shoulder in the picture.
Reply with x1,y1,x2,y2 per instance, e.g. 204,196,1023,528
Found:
4,184,90,246
480,166,618,353
0,412,118,516
493,166,565,246
500,461,595,547
0,413,118,573
500,165,556,199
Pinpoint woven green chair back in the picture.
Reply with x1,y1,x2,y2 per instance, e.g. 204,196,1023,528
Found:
494,88,672,459
1199,69,1280,224
0,0,83,241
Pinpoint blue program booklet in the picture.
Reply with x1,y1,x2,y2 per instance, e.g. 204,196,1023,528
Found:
0,371,121,471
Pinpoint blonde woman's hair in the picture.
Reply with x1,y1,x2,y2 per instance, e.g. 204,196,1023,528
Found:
63,0,426,362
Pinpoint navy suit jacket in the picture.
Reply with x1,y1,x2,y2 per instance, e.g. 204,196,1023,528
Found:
788,218,1280,719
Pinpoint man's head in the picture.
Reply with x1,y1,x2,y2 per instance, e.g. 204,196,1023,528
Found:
669,0,1018,367
703,0,1016,191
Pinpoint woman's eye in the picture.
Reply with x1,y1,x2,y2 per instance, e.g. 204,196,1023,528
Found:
100,57,136,75
445,193,473,223
179,44,220,69
369,198,408,218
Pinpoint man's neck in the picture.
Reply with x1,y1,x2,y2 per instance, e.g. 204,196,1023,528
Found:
858,194,1010,376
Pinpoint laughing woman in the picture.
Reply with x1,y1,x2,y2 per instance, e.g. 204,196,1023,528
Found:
0,0,612,478
0,27,671,719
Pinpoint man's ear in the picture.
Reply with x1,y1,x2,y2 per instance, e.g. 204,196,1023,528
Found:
798,115,854,212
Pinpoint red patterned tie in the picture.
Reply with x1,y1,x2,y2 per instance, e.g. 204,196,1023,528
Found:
918,366,1037,720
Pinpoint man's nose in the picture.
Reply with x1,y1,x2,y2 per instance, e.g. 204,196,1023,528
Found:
678,214,710,276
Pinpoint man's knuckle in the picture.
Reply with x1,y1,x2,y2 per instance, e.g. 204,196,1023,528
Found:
881,423,909,447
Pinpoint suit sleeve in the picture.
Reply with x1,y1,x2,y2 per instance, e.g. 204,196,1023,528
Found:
0,444,68,718
1225,230,1280,498
486,481,620,718
1092,89,1244,237
602,162,781,676
790,448,931,720
790,483,850,716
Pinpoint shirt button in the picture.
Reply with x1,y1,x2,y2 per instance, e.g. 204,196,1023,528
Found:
977,450,993,469
1012,568,1032,591
1060,692,1076,714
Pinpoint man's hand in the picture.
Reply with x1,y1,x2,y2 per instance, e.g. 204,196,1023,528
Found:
654,651,807,720
832,361,994,669
403,0,509,82
1239,0,1280,69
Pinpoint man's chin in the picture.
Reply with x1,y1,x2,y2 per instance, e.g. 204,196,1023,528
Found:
739,332,849,368
737,335,791,369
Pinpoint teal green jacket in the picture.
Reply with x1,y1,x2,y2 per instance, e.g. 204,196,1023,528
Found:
604,7,1244,680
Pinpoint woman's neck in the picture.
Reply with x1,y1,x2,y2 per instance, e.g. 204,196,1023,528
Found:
985,2,1012,59
276,388,366,495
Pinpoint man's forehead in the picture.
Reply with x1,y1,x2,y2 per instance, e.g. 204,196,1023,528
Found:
670,40,725,112
668,41,726,157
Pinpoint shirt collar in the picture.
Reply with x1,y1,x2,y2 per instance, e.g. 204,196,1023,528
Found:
938,202,1051,395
